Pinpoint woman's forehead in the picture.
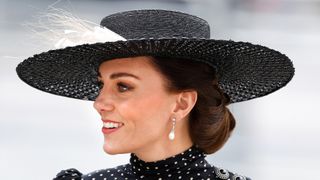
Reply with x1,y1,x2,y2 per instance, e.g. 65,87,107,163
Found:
98,56,158,79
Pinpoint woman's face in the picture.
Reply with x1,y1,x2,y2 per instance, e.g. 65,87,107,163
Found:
93,56,178,155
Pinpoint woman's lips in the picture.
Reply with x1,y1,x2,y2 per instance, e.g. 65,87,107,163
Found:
102,126,122,134
101,119,124,135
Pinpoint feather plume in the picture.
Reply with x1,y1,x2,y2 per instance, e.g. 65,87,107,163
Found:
23,7,126,49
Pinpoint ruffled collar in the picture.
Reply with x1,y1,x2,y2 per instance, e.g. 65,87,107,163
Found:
129,145,206,176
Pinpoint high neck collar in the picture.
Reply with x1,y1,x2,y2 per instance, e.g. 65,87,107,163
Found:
129,145,206,176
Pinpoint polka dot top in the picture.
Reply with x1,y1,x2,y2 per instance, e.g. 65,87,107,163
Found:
53,145,251,180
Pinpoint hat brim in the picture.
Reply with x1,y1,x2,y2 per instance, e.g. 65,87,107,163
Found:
16,38,294,103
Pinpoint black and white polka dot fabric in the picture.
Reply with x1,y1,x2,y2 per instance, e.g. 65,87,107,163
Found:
54,145,251,180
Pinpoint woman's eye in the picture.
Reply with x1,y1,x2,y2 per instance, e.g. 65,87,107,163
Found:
117,82,131,93
97,81,132,93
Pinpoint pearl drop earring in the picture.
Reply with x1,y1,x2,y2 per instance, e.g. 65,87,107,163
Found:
169,117,176,141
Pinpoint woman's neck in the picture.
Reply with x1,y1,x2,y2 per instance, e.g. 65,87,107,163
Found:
133,141,194,162
132,120,193,162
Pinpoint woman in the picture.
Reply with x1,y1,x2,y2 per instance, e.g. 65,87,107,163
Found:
16,9,294,180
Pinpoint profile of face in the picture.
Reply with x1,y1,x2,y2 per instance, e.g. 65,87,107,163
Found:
93,56,195,157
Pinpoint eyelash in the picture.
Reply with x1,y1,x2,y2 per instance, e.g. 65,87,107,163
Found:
97,81,132,93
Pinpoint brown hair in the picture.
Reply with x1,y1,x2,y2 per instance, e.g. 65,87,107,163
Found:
149,56,236,154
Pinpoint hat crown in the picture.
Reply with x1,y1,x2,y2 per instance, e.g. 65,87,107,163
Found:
100,9,210,39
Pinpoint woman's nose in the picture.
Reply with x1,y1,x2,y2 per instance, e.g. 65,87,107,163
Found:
93,90,115,113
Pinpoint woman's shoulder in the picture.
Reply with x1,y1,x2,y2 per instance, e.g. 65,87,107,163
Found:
82,164,131,179
53,168,83,180
53,164,251,180
53,164,130,180
208,165,251,180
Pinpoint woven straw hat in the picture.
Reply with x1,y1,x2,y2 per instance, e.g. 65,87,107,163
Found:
16,9,294,103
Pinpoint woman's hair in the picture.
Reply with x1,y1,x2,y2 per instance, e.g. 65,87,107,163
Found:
149,56,236,154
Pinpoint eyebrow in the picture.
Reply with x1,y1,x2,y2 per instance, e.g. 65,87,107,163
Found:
98,72,141,80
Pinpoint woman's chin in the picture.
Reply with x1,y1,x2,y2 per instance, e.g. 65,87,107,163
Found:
103,144,116,154
103,143,124,155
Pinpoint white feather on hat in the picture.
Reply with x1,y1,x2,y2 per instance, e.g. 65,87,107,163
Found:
23,7,126,49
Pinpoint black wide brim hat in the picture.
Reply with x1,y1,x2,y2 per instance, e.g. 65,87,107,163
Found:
16,9,294,103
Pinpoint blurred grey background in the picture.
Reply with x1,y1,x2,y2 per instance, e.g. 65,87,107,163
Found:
1,0,319,179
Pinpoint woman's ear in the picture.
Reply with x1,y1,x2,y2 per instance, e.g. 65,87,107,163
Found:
172,90,197,121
